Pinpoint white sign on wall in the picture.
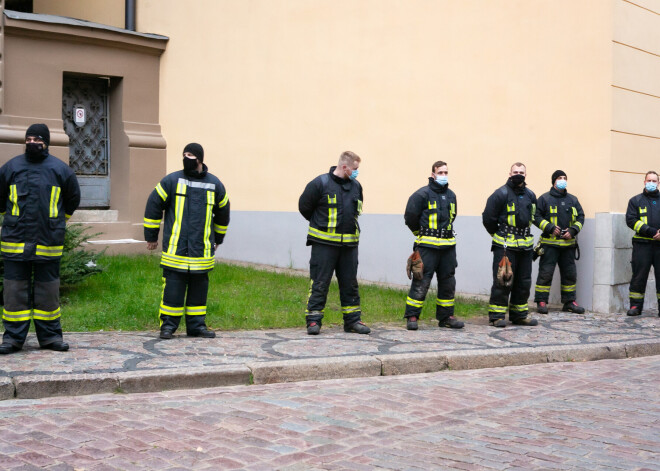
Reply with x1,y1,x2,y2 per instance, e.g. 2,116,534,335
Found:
74,105,86,127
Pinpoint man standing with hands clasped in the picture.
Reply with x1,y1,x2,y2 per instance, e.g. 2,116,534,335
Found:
403,160,464,330
533,170,586,314
625,170,660,317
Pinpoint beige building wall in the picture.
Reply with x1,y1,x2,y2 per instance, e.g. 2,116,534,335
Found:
137,0,612,217
610,0,660,212
33,0,125,29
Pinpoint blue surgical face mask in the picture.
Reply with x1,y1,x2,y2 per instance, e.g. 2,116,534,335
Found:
646,181,658,192
349,169,359,180
556,179,567,190
435,175,448,186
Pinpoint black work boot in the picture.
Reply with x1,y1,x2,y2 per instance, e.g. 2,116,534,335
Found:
563,301,585,314
406,316,418,331
307,321,321,335
627,306,642,316
0,342,21,354
187,327,216,338
512,318,538,326
439,316,464,329
537,302,549,314
160,329,174,339
344,321,371,334
41,341,69,352
490,319,507,328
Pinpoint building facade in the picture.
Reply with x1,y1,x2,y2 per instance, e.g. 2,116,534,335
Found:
1,0,658,313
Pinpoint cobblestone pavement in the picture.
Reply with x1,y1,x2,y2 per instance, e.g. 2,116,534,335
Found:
0,356,657,470
0,312,658,378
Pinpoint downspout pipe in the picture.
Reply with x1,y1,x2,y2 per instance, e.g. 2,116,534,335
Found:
125,0,136,31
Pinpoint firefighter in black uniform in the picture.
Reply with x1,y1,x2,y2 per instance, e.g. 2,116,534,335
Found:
625,170,660,317
403,160,464,330
0,124,81,354
482,162,539,327
144,143,230,339
533,170,586,314
298,151,370,335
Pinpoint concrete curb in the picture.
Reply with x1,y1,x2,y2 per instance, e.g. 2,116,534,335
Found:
4,338,660,400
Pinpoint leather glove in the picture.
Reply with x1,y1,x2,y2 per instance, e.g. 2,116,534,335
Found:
406,250,424,280
496,254,513,287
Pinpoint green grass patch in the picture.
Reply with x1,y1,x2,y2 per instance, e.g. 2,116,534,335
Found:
60,254,487,332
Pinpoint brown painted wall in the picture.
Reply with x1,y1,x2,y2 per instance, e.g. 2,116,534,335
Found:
0,15,167,236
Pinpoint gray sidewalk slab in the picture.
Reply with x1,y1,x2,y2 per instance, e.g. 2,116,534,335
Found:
0,311,658,399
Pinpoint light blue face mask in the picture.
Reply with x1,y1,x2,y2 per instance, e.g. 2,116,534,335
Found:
349,169,359,180
646,182,658,192
435,175,448,186
556,179,567,190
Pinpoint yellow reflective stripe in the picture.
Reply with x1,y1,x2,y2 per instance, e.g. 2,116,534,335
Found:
540,237,575,246
549,206,557,227
1,241,25,253
2,309,32,321
0,211,4,216
186,305,207,316
531,203,536,222
507,203,515,226
144,217,161,228
155,183,167,201
33,307,61,320
203,191,214,258
9,184,19,216
167,183,187,255
539,220,550,231
214,224,227,234
488,305,507,313
629,292,645,299
35,245,63,257
49,186,61,218
218,192,229,209
341,305,360,314
510,304,529,311
633,221,644,232
327,194,337,229
561,284,576,291
65,213,72,220
160,304,184,316
160,252,215,271
415,235,456,246
639,207,648,225
492,234,534,248
535,285,551,293
308,227,359,243
436,298,455,307
406,296,423,308
574,221,582,231
357,199,363,215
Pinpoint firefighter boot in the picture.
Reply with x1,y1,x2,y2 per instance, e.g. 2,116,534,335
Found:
0,342,21,354
490,319,507,328
563,301,585,314
627,306,642,316
41,341,69,352
537,302,548,314
512,318,539,326
406,316,419,331
439,316,464,329
344,321,371,334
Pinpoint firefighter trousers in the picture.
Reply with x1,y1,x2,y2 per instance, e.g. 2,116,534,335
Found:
534,245,578,304
2,260,63,347
629,241,660,312
305,243,361,327
488,246,533,322
404,245,456,321
159,268,210,334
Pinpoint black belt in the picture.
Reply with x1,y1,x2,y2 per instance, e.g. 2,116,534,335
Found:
501,225,530,237
420,228,455,238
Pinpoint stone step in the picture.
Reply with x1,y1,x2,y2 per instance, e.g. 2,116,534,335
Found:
69,209,119,223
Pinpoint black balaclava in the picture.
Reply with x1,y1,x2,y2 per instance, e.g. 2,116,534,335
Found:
183,142,204,173
25,123,50,161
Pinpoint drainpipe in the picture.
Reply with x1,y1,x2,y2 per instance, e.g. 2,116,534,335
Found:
125,0,136,31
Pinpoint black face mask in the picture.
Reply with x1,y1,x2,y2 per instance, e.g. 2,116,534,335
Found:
510,174,525,186
183,157,199,172
25,142,46,158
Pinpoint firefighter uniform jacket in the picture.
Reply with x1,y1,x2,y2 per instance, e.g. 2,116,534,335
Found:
482,180,538,250
0,153,80,261
626,189,660,244
299,167,363,247
144,165,230,273
535,187,585,247
404,178,457,248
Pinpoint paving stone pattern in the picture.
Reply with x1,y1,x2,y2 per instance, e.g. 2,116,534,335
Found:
0,356,657,470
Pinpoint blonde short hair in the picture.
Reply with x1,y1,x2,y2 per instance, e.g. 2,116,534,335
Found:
338,151,361,166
